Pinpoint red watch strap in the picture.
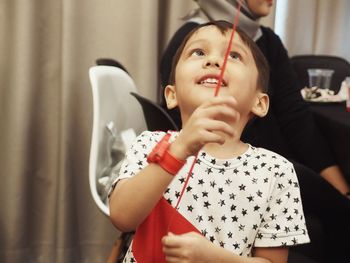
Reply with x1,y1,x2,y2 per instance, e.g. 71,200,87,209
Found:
147,133,186,175
153,133,171,161
160,149,186,175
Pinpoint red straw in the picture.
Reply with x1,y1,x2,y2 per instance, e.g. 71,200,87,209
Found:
214,1,242,97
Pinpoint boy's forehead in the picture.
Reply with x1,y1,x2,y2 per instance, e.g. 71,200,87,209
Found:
189,25,231,40
186,25,247,50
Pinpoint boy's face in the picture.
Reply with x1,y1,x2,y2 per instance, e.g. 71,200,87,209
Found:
165,25,264,124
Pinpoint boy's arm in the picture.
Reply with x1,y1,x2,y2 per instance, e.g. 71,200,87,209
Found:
215,246,288,263
109,163,175,232
162,232,288,263
109,96,239,232
320,165,350,196
253,247,288,263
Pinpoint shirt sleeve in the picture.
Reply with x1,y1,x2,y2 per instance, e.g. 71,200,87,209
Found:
254,160,310,247
107,131,165,198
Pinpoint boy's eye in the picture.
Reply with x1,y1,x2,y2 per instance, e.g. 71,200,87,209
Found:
229,51,242,61
191,49,205,57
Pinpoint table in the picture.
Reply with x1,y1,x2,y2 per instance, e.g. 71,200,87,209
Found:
310,102,350,181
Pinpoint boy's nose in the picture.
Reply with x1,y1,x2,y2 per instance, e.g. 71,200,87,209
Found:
204,57,221,68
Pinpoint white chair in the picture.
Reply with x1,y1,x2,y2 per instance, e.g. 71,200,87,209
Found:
88,65,147,216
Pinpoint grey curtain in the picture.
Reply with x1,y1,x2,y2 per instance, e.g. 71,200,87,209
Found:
0,0,196,262
275,0,350,62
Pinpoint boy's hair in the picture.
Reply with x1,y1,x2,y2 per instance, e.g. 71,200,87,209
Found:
168,20,269,92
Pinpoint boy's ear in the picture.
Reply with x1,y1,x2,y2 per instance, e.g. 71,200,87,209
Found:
164,85,178,109
251,92,269,117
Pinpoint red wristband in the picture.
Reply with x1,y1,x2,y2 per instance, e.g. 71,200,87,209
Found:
147,133,186,175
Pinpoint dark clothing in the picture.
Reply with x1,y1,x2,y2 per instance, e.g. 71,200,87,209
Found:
244,26,335,173
292,162,350,263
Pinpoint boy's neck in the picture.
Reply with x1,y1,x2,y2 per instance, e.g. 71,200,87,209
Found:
203,137,248,159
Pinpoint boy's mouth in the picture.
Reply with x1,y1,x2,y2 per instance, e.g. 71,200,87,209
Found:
197,75,227,87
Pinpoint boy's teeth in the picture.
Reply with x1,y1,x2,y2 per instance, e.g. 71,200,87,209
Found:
201,78,218,84
201,78,225,86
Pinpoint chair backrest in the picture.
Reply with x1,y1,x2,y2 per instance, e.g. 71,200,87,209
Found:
130,92,179,132
95,58,130,74
290,55,350,93
89,65,147,215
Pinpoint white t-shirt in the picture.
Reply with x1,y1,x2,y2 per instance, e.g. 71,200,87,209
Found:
111,131,310,262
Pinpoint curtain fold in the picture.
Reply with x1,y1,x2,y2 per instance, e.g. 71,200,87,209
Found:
275,0,350,62
0,0,196,262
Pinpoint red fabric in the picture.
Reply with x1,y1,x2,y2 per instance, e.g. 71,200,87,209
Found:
132,197,201,263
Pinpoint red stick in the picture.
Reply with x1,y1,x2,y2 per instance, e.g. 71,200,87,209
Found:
169,0,243,230
214,1,242,97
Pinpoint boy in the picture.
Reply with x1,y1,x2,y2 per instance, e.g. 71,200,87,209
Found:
109,21,309,263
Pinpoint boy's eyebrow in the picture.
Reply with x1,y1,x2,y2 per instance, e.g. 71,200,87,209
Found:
185,37,250,58
184,38,209,50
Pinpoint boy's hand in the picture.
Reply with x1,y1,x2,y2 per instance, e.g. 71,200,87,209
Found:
162,232,213,263
170,96,239,159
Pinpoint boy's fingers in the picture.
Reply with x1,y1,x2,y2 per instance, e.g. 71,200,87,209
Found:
201,96,237,108
162,233,180,248
163,246,183,257
202,119,237,137
202,104,240,122
164,256,178,263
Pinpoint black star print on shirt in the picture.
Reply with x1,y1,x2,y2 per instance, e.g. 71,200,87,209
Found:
118,131,309,262
239,184,246,191
204,201,211,208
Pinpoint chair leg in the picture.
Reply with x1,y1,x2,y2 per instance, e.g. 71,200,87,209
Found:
106,237,124,263
106,232,134,263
